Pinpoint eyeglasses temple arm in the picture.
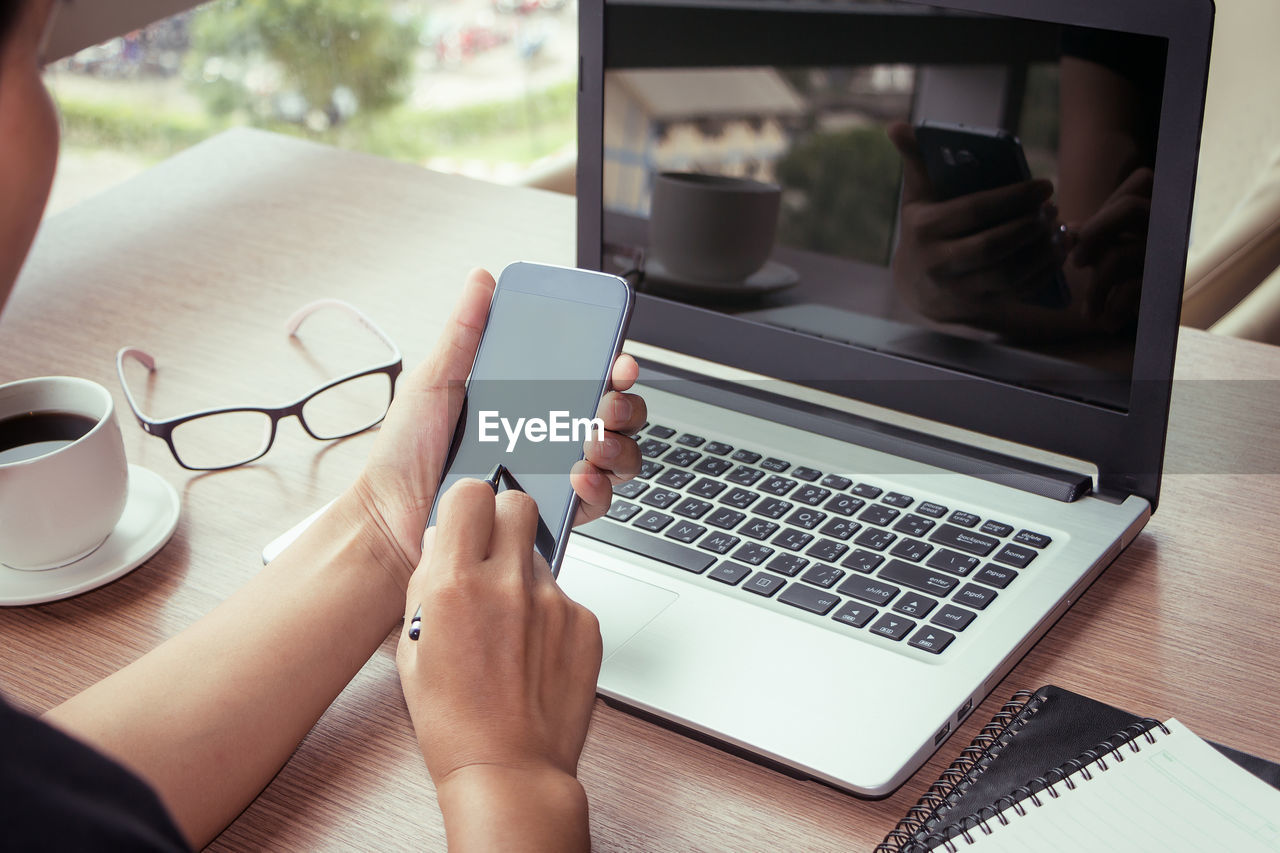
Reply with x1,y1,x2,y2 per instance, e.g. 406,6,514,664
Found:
115,346,160,427
285,299,402,362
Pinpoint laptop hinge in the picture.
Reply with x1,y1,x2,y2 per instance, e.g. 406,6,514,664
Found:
636,357,1092,503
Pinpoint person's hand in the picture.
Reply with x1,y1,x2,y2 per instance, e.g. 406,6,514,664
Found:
345,267,646,591
887,121,1065,325
1067,166,1152,332
397,479,601,851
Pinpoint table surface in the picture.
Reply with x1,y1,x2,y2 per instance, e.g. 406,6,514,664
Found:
3,128,1279,852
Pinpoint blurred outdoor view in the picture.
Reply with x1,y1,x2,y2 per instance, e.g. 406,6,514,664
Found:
43,0,578,215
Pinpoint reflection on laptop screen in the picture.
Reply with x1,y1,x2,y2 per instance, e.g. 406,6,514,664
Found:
601,0,1168,411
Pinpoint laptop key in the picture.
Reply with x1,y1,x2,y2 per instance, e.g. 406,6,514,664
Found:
719,487,760,509
704,441,733,455
755,498,793,519
767,553,808,577
779,584,841,615
882,492,914,508
632,511,673,532
979,520,1014,537
851,483,883,499
879,559,959,596
908,627,955,654
727,466,765,486
693,457,733,477
832,601,877,628
854,528,896,551
836,577,900,606
786,508,827,530
806,539,848,563
639,439,671,458
841,549,885,574
1014,530,1052,549
760,457,790,473
994,544,1037,568
641,488,681,509
821,474,852,490
731,449,762,464
663,448,702,468
708,561,751,585
825,494,865,517
859,504,901,526
893,514,935,538
578,519,712,573
792,466,822,482
773,528,814,551
793,485,831,506
690,478,727,499
615,480,648,499
673,498,712,519
926,548,979,576
665,521,706,544
638,460,663,479
741,519,780,540
929,524,999,557
656,469,695,489
890,538,933,562
819,517,860,540
734,542,775,565
953,583,998,610
760,476,798,496
606,501,642,522
744,572,786,597
676,433,705,447
893,593,938,618
647,425,676,439
931,604,977,631
916,501,948,518
947,510,981,528
706,508,746,529
698,532,740,555
800,563,845,589
975,564,1018,588
870,614,915,641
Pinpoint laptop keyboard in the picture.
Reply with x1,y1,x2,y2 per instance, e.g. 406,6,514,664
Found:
578,423,1055,656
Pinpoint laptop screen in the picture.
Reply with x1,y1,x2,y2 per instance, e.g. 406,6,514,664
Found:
596,0,1168,413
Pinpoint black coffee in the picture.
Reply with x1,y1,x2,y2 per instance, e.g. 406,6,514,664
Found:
0,410,98,465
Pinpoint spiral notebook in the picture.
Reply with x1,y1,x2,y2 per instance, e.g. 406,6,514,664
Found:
879,686,1280,852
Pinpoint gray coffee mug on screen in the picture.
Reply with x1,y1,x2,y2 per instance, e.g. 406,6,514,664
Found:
648,172,781,284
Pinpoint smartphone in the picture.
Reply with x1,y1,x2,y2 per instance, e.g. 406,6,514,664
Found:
913,121,1069,308
427,261,634,575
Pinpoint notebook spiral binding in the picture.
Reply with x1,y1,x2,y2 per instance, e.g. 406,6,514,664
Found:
876,692,1168,853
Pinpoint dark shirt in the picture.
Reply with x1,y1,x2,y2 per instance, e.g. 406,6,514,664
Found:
0,695,188,851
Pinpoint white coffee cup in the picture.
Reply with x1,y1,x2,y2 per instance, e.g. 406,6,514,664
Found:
0,377,129,570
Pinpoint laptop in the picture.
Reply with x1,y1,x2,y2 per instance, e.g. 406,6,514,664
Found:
561,0,1214,795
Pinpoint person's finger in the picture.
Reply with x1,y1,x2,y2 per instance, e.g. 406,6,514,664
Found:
931,212,1048,278
1072,195,1151,268
490,488,542,582
609,353,639,393
570,459,612,526
433,478,498,571
597,391,647,436
917,179,1055,240
887,121,934,205
584,429,641,480
402,527,438,628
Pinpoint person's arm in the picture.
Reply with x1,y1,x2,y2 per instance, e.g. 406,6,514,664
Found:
397,481,603,853
42,268,646,849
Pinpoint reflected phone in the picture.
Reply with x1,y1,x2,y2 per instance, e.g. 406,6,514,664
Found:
427,261,634,575
913,120,1069,309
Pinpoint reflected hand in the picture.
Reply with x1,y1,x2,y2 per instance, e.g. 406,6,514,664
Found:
1068,167,1152,332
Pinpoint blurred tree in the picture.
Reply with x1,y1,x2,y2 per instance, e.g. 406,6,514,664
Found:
775,126,902,266
187,0,419,127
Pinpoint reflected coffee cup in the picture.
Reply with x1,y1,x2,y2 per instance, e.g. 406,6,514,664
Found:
648,172,782,284
0,376,129,570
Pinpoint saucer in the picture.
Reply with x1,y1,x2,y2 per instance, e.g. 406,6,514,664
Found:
0,465,180,606
642,258,800,296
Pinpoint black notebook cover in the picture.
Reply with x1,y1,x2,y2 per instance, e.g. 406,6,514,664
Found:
878,684,1280,852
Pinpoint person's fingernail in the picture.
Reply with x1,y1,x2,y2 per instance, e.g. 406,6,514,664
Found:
596,436,621,460
612,395,632,423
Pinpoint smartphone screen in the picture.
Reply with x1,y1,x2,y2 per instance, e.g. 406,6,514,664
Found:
428,262,633,572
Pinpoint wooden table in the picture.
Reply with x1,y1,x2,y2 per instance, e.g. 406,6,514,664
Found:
3,128,1279,851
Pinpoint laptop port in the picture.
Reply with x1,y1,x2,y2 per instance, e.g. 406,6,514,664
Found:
934,722,951,746
956,697,973,723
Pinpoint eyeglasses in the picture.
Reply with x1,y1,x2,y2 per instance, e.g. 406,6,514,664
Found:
117,299,403,471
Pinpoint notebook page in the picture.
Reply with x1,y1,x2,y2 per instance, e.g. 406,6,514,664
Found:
927,719,1280,852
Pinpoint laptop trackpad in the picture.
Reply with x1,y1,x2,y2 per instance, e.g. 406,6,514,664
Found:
558,558,678,660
